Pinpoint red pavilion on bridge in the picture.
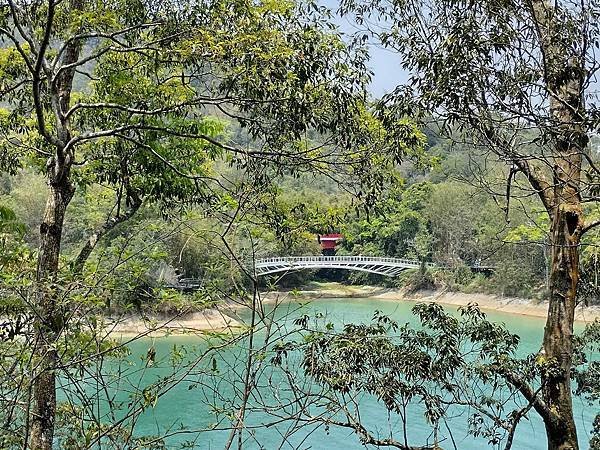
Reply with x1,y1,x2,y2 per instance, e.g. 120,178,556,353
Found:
317,233,343,255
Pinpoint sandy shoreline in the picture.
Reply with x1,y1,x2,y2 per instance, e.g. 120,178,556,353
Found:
102,283,600,337
105,309,242,338
374,290,600,323
262,282,600,323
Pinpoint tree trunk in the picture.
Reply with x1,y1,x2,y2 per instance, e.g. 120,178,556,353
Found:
28,1,82,445
29,179,74,450
539,54,587,450
528,0,590,441
542,203,581,450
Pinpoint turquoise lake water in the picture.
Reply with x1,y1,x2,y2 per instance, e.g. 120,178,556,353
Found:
94,298,598,449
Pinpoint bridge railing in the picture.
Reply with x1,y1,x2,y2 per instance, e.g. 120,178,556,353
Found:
254,255,435,268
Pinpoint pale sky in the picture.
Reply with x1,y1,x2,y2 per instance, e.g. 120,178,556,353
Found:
321,0,408,97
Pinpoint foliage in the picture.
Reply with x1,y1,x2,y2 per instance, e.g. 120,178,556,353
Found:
0,0,429,447
279,304,523,447
592,415,600,450
1,0,599,448
275,304,600,449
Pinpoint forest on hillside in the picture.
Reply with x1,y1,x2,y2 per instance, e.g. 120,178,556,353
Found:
6,128,600,306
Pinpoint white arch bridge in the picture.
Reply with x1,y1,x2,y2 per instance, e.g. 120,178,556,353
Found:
253,256,435,277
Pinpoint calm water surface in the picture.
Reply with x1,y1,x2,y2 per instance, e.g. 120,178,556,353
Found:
118,298,597,449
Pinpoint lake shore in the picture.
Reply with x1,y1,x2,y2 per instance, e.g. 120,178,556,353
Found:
105,309,242,338
261,282,600,323
378,290,600,323
103,282,600,337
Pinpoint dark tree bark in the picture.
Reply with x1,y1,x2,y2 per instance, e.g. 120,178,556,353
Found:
532,2,588,447
30,178,74,450
29,1,82,447
542,165,583,450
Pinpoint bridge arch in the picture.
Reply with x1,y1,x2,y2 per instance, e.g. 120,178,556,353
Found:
254,256,434,277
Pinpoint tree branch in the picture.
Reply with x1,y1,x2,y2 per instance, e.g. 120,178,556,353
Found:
321,416,441,450
51,22,161,72
71,191,142,274
582,218,600,235
473,115,555,212
501,369,553,425
64,97,229,120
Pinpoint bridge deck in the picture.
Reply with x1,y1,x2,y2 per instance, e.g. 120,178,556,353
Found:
167,256,494,289
254,256,434,277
